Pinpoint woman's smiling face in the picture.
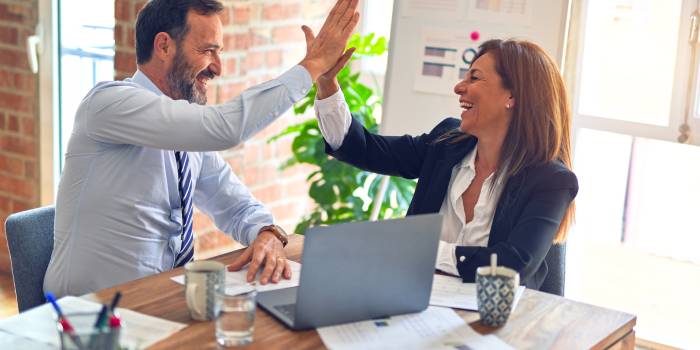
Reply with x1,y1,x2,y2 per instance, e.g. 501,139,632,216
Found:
453,52,514,137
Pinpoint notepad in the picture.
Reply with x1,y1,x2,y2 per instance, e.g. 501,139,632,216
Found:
430,274,526,311
170,260,301,295
0,296,186,349
317,306,515,350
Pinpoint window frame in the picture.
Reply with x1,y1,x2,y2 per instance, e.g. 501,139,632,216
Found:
566,0,700,146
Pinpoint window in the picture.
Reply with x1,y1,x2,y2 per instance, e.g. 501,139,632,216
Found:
567,1,700,348
58,0,115,171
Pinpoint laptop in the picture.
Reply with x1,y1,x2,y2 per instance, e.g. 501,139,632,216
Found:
257,213,444,330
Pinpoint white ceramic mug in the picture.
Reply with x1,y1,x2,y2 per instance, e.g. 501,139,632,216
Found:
184,261,225,321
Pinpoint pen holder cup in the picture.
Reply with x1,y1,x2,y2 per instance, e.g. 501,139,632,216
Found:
57,311,122,350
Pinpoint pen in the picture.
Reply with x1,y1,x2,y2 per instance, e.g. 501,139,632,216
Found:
45,293,86,350
109,291,122,313
93,304,108,329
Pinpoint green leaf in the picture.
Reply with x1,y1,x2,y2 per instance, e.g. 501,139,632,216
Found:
268,33,414,232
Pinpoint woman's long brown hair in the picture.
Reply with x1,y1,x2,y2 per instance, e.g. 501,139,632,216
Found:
444,39,574,243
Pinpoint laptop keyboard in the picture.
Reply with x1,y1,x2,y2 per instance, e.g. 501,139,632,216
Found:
274,303,296,321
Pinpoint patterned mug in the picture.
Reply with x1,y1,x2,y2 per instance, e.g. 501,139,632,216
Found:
475,265,520,327
185,261,225,321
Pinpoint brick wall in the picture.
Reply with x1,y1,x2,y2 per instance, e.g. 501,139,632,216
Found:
115,0,334,258
0,1,39,273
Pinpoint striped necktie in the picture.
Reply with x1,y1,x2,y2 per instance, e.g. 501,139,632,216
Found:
174,151,194,267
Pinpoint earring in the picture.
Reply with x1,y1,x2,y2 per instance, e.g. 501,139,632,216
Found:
506,104,511,109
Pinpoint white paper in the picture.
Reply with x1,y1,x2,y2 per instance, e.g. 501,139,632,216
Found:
430,274,525,311
401,0,466,20
171,260,301,295
317,306,514,350
414,27,489,96
466,0,533,26
0,296,186,349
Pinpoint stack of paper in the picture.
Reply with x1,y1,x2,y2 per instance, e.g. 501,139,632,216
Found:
317,306,514,350
0,296,186,349
171,260,301,295
430,274,526,311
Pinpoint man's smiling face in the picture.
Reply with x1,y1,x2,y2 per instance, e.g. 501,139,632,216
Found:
166,11,223,105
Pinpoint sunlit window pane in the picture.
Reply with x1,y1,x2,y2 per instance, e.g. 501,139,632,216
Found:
59,0,115,170
577,0,682,126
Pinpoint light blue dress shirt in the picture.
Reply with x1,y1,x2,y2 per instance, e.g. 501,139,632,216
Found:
44,65,311,297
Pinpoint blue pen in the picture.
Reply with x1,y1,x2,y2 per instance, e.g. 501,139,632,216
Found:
46,293,86,350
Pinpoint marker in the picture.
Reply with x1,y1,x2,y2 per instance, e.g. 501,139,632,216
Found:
45,293,86,350
109,291,122,313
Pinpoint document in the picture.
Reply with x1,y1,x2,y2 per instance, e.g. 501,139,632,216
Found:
171,260,301,295
466,0,533,26
430,274,526,311
414,27,503,96
0,296,186,349
317,306,514,350
401,0,465,20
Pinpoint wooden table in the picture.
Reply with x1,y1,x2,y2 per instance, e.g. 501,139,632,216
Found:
86,235,636,349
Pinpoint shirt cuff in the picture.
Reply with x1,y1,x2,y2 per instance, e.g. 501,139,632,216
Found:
436,241,460,276
245,223,271,246
277,65,313,101
314,89,352,150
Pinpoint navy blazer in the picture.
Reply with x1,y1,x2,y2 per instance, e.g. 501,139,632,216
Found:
326,117,578,290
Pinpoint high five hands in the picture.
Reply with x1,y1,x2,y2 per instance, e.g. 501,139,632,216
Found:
299,0,360,83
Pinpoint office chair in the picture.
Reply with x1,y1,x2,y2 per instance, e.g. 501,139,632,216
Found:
540,243,566,296
5,206,55,312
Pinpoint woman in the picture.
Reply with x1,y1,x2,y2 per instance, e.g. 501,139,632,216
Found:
313,39,578,290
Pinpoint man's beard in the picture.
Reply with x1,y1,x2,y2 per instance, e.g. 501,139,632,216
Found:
166,49,211,105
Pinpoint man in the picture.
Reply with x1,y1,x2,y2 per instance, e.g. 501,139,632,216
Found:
44,0,359,297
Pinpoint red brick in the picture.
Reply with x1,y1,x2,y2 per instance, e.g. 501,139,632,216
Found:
219,7,232,26
0,134,36,157
252,183,284,204
250,28,271,47
7,114,18,132
0,154,23,176
195,231,237,254
0,4,31,24
20,116,34,136
263,4,301,21
224,33,250,51
272,25,304,43
0,196,9,213
269,202,303,222
0,91,33,113
265,50,283,68
193,211,215,231
242,163,277,185
24,160,35,179
284,179,310,198
0,48,29,70
0,26,18,45
226,156,244,174
0,113,4,129
219,82,247,101
134,1,148,19
11,199,32,213
115,0,131,22
127,27,135,48
233,5,251,24
0,71,38,93
114,23,124,47
244,51,265,70
224,58,237,76
0,177,35,198
114,51,137,74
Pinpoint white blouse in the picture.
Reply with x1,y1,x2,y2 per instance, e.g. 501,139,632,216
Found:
314,89,505,276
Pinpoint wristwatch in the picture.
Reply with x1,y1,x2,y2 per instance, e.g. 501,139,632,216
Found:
259,224,289,247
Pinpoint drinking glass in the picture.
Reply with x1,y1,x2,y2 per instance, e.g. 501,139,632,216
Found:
215,284,256,347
